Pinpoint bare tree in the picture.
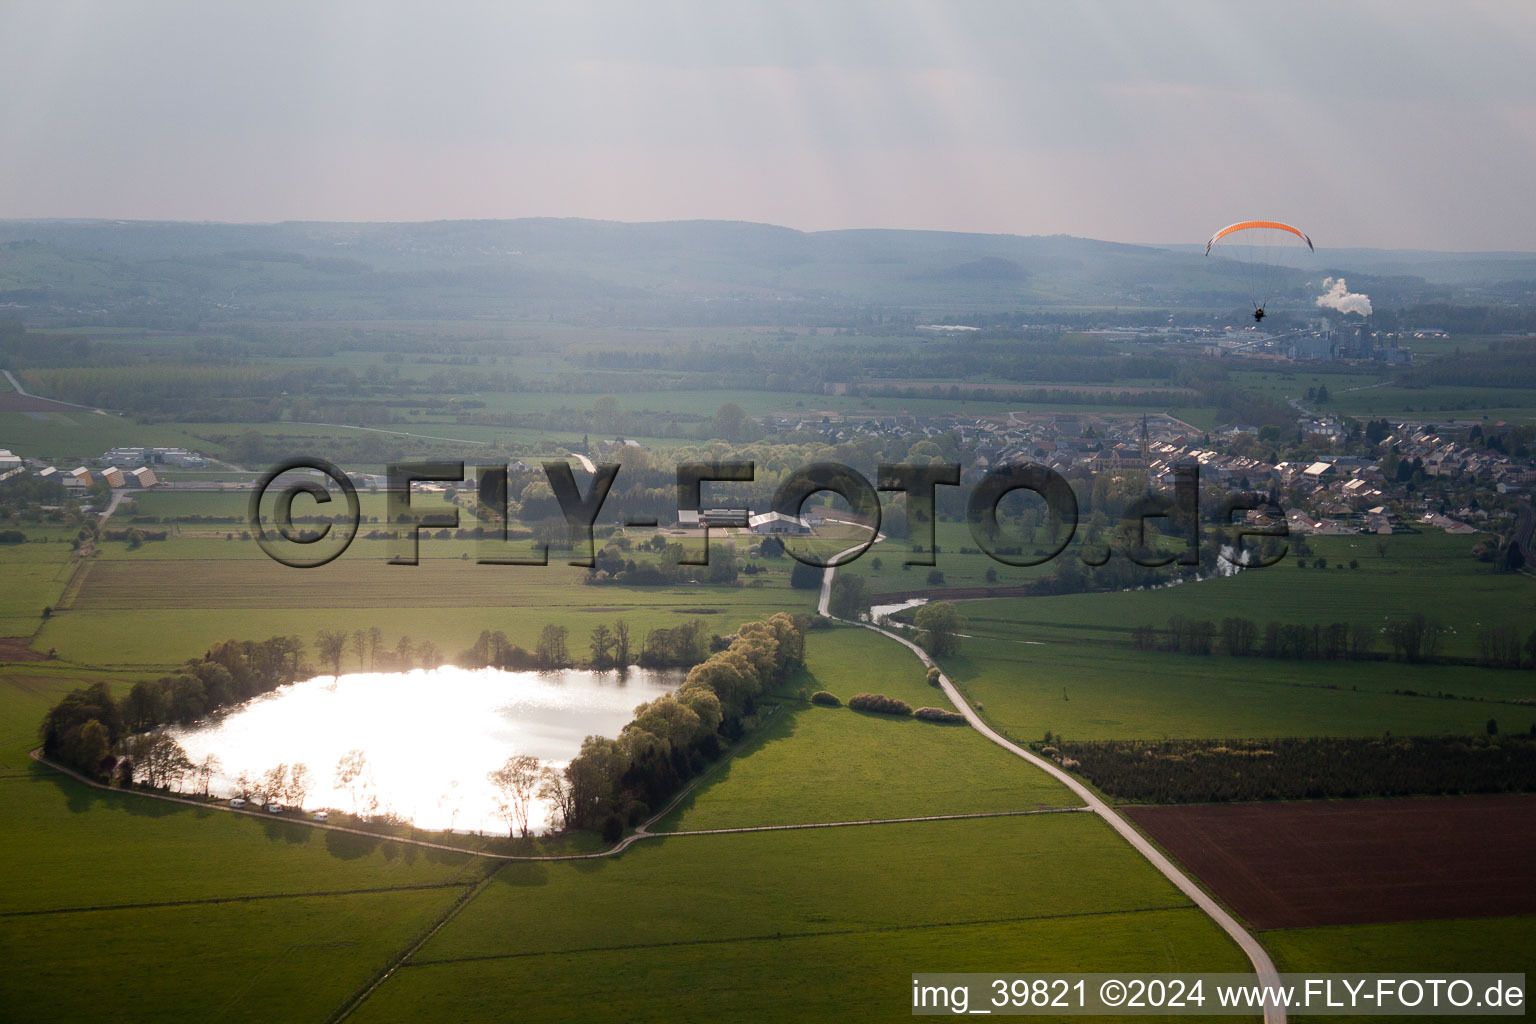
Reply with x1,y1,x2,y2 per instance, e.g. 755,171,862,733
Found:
613,620,632,669
287,763,312,808
130,734,193,790
335,749,368,815
367,627,383,669
196,753,221,797
488,754,542,837
537,765,574,831
261,763,290,805
316,629,348,677
589,624,615,668
351,629,368,670
437,780,463,831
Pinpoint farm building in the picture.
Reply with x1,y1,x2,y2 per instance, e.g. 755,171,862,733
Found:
101,446,208,469
62,467,93,490
99,466,126,488
679,508,752,528
748,511,811,536
128,466,158,488
0,448,21,482
699,508,751,527
35,465,59,482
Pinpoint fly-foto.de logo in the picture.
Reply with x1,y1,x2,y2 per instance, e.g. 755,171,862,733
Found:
248,457,1287,571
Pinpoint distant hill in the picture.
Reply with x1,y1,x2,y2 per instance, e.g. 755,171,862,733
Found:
0,218,1531,326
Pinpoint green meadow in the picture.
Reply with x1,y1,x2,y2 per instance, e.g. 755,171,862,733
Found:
945,635,1536,742
417,815,1205,962
352,907,1242,1024
0,889,464,1024
652,702,1079,831
0,530,79,638
655,626,1081,832
1264,915,1536,976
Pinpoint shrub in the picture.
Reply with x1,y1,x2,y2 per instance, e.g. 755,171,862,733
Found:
809,690,841,706
847,693,912,716
601,814,624,843
925,667,941,687
913,706,966,724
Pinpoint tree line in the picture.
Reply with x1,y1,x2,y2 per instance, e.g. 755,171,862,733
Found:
42,637,306,778
1127,612,1536,667
1042,733,1536,803
544,612,807,841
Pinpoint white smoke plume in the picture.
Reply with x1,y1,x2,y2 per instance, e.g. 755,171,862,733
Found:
1315,277,1372,316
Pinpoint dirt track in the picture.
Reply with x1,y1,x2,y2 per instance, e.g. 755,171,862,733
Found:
1124,795,1536,931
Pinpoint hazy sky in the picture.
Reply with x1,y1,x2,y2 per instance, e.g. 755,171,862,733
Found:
2,1,1532,249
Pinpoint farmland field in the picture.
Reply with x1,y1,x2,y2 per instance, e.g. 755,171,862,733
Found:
1263,916,1536,976
0,531,80,638
945,634,1536,741
0,889,466,1024
355,907,1238,1024
1122,796,1536,930
423,816,1190,961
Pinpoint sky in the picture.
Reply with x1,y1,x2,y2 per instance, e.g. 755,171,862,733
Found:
1,1,1533,250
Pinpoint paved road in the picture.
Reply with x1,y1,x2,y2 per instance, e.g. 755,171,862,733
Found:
288,420,491,446
820,551,1285,1024
98,488,128,521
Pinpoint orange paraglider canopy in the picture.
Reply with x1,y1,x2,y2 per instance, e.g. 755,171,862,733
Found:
1205,220,1313,255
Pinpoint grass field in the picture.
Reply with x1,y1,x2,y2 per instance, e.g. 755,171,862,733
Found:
844,519,1060,591
951,533,1533,659
883,530,1536,741
654,627,1078,831
0,888,468,1024
945,635,1536,742
0,410,209,460
0,531,80,638
1263,915,1536,977
0,774,482,913
1225,367,1536,422
417,814,1201,962
355,907,1241,1024
654,704,1077,831
41,547,812,665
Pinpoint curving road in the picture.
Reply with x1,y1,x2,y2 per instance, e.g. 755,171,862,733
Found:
819,550,1285,1024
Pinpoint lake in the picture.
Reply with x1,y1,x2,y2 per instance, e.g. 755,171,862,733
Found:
166,665,683,834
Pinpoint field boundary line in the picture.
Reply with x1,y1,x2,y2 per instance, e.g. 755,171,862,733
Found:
405,903,1198,968
0,881,471,918
325,861,507,1024
657,806,1087,837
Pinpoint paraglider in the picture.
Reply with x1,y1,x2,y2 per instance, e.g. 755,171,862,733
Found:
1205,220,1314,323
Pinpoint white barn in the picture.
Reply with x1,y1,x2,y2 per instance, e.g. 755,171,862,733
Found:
748,511,811,536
